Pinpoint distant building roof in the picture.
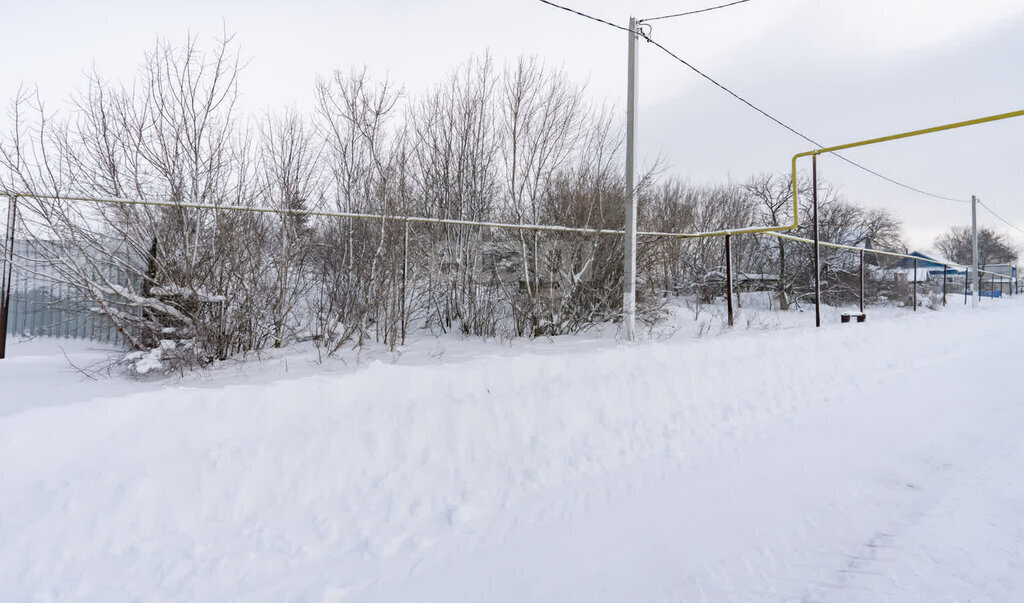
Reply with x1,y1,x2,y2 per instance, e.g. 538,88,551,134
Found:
897,251,947,269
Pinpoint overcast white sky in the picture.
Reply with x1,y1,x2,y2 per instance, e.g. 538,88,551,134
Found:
4,0,1024,251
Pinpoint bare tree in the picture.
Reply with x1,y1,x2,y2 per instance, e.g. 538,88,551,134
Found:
744,172,812,309
257,109,324,347
642,178,696,297
315,67,408,350
1,33,264,365
936,226,1018,268
499,57,585,334
0,34,944,371
409,54,502,336
534,104,627,334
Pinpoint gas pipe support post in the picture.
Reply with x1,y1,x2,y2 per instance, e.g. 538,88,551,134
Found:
812,154,821,328
913,258,918,311
859,249,865,314
942,265,947,306
726,233,734,327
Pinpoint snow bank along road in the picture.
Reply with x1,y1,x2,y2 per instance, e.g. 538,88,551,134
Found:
3,301,1024,601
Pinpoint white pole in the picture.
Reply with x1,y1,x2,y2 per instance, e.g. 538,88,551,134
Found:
622,16,639,342
972,194,979,307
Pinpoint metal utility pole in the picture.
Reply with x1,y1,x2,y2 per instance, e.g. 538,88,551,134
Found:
971,195,979,307
622,16,639,342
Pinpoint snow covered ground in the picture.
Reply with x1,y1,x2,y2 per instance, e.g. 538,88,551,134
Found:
2,297,1023,601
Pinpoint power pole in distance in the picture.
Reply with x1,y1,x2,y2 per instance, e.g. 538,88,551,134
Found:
972,194,979,307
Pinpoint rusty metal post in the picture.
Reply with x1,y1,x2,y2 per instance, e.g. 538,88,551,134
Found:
913,258,918,311
977,263,983,304
942,265,947,306
812,154,821,328
726,233,734,327
0,195,17,360
859,249,865,314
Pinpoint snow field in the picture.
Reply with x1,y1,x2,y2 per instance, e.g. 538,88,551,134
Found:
1,298,1022,600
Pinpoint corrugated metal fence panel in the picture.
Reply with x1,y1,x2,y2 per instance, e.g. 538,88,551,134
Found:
8,239,129,344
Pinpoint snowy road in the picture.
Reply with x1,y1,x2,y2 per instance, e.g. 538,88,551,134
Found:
2,301,1023,601
366,324,1024,602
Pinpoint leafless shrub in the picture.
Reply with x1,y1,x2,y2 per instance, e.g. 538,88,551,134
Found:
0,34,920,374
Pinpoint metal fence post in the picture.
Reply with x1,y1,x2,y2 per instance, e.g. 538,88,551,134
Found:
725,233,734,327
859,249,865,314
0,195,17,360
913,258,918,311
978,263,983,304
402,219,409,346
942,265,947,306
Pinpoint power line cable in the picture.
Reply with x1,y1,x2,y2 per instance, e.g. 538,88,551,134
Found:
640,0,756,23
646,33,970,203
535,0,632,33
536,0,971,204
977,199,1024,236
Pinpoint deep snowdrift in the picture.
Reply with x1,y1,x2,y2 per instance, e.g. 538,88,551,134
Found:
2,299,1023,601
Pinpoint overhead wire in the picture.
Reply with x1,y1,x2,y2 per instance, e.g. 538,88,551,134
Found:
640,0,756,23
977,199,1024,236
536,0,972,204
642,34,970,203
535,0,632,33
